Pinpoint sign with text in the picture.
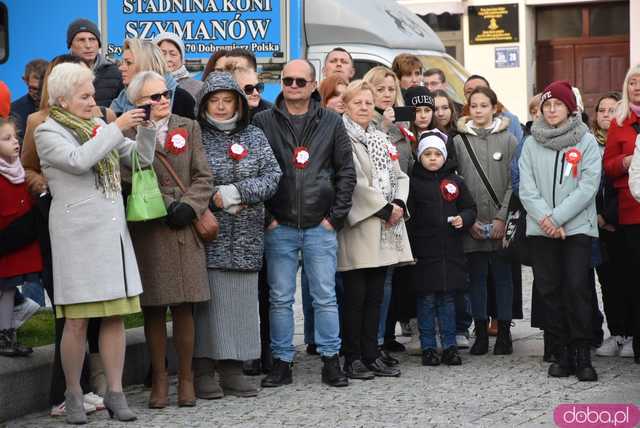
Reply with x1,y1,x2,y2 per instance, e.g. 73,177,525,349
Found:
468,4,519,45
495,46,519,68
106,0,287,60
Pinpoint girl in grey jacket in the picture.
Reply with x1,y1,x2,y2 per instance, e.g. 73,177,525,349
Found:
452,87,517,357
518,80,600,382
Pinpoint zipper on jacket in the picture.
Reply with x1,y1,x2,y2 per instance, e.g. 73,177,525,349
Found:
230,136,238,267
559,153,565,185
552,151,559,208
439,182,447,293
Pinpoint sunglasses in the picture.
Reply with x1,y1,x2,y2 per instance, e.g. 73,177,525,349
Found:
243,83,264,95
145,90,172,102
282,77,310,88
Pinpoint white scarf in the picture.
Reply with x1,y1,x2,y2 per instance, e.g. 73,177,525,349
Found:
172,65,191,82
0,156,25,184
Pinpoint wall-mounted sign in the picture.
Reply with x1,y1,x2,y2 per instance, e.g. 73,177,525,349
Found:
495,46,519,68
468,4,519,45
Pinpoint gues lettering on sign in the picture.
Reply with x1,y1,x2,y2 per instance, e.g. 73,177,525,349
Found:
468,3,519,45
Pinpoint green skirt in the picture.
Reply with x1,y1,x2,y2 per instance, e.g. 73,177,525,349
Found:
56,296,141,319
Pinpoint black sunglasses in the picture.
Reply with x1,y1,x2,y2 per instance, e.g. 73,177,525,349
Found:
282,77,310,87
243,83,264,95
146,90,172,102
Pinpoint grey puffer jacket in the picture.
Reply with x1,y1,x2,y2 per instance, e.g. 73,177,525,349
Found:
197,72,282,271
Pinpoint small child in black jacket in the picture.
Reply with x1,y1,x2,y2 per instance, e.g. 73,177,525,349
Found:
407,131,477,366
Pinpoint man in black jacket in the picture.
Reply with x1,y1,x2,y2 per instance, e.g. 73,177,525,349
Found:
67,19,124,107
253,59,355,388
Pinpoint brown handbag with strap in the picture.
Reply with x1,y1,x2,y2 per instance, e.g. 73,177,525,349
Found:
155,151,219,241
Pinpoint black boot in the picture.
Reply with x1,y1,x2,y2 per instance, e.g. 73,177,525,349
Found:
379,347,399,366
634,336,640,364
242,359,262,376
548,345,575,378
470,319,489,355
543,331,556,363
575,346,598,381
260,359,292,388
442,346,462,366
493,321,513,355
321,354,348,387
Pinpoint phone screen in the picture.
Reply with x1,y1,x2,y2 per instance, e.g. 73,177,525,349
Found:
393,106,416,122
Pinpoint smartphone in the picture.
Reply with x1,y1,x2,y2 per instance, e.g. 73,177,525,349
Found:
393,106,416,122
140,104,152,121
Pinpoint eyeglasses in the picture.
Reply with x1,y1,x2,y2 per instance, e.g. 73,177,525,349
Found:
145,90,172,102
243,83,264,95
282,77,310,88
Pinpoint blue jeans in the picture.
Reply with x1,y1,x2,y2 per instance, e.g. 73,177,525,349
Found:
377,267,394,345
265,224,341,362
302,271,344,345
416,292,456,350
21,278,45,307
467,251,513,321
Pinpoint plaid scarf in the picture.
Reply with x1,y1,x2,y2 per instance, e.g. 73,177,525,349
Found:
49,106,121,198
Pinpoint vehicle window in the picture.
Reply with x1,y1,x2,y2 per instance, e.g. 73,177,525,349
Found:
0,3,7,64
353,60,381,80
418,55,468,104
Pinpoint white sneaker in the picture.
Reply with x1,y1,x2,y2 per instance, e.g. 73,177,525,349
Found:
620,337,634,358
595,335,622,357
83,392,105,410
456,334,470,349
11,298,40,329
49,400,97,417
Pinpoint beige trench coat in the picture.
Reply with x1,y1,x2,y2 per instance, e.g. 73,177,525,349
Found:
337,133,414,272
127,115,214,306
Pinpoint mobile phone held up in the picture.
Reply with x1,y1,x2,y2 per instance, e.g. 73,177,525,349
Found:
393,106,416,122
140,104,152,121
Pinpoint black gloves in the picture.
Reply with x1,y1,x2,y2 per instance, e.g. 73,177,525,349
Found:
166,202,196,229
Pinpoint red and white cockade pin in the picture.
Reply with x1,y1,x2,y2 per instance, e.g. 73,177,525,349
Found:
228,142,249,161
440,179,459,202
564,147,582,177
92,125,103,138
388,143,399,161
293,146,310,169
165,128,189,155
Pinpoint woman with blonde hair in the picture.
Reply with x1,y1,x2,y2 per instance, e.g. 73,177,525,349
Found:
110,38,195,119
604,64,640,363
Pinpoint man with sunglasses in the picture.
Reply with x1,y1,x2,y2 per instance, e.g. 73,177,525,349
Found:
253,59,355,388
10,59,48,143
233,67,272,121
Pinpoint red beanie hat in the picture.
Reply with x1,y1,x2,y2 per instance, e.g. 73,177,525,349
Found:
0,81,10,118
540,80,577,113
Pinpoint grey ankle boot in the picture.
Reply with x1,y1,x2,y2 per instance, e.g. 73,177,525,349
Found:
218,360,259,397
104,390,136,422
64,391,87,425
193,358,223,399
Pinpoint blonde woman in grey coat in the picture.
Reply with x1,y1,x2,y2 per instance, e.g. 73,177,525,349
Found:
35,62,155,424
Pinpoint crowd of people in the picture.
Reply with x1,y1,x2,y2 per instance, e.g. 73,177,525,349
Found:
0,16,639,425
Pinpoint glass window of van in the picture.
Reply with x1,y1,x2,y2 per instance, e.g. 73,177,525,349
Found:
417,56,468,104
0,3,6,63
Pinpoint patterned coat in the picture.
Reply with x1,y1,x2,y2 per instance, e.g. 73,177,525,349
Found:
127,114,214,306
197,72,282,272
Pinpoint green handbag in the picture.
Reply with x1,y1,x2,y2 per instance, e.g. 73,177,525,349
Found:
126,150,167,222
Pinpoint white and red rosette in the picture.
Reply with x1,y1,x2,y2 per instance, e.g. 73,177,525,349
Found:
165,128,189,155
398,126,416,144
92,125,103,138
293,146,310,169
440,179,459,202
564,147,582,177
228,142,249,161
388,143,399,161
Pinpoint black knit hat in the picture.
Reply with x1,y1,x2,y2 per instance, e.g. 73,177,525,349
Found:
404,86,434,109
67,19,101,48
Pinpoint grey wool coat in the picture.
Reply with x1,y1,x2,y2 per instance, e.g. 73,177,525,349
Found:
196,72,282,272
126,115,213,306
453,116,517,253
35,119,155,306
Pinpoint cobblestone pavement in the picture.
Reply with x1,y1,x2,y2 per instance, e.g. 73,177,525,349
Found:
8,268,640,427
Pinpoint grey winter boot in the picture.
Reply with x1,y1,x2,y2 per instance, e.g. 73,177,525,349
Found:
218,360,259,397
193,358,223,399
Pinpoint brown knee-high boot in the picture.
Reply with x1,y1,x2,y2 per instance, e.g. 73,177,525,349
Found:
143,306,169,409
171,304,196,407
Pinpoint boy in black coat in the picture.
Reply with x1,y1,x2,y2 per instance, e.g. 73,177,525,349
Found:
407,132,476,366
